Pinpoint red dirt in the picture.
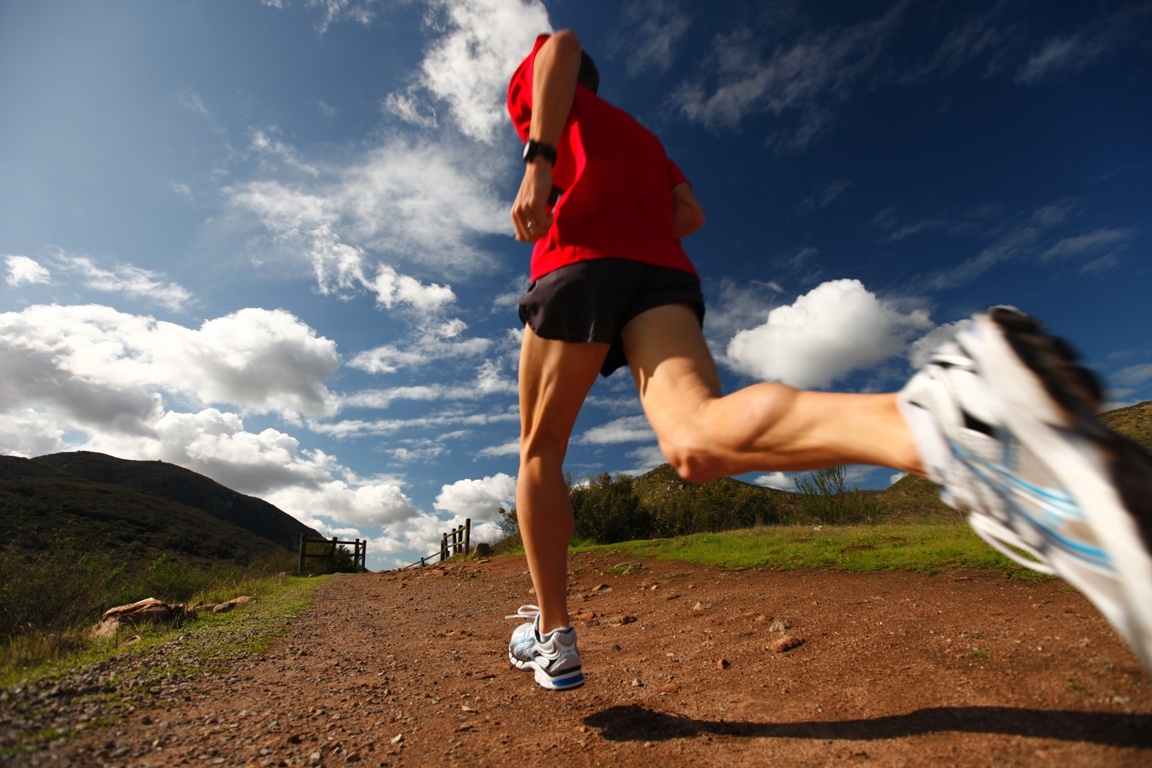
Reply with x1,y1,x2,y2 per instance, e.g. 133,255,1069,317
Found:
21,552,1152,767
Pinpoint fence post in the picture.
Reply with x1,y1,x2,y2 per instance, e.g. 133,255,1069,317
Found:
297,534,306,575
441,532,448,562
464,518,471,557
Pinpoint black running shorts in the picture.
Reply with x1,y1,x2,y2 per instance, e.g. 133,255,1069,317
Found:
517,258,705,377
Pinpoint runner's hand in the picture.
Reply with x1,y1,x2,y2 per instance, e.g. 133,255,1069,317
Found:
511,160,554,242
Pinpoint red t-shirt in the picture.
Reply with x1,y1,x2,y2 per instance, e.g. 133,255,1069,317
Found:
507,34,698,282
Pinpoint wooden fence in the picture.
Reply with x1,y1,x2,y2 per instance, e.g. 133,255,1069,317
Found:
402,519,471,569
297,535,367,574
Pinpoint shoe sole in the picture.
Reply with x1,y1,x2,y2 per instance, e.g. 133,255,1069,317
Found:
529,660,585,690
961,308,1152,672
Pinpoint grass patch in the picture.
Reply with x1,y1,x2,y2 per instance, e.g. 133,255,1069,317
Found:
1,574,326,689
571,522,1046,576
1,574,328,762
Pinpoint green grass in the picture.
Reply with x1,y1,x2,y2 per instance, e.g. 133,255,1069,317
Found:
1,575,328,761
1,574,326,689
569,522,1045,577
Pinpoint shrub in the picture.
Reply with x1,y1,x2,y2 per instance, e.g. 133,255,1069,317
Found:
795,466,880,525
571,473,652,544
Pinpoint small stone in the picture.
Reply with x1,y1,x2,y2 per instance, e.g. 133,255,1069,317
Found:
715,658,731,670
659,683,681,694
391,733,404,744
770,619,788,632
770,635,805,653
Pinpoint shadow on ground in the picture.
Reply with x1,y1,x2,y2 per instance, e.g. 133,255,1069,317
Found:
584,705,1152,748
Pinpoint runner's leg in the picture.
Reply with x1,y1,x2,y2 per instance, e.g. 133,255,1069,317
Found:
621,304,923,481
517,324,609,633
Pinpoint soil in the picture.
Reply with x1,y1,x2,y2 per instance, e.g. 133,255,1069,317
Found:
8,552,1152,767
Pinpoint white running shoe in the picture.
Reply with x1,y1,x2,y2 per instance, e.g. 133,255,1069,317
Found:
506,604,540,670
505,605,585,690
899,306,1152,673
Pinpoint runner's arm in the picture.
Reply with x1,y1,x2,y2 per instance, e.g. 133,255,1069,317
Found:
511,30,582,242
672,182,705,238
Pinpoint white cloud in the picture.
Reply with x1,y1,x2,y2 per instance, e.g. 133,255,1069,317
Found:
305,0,377,33
619,0,691,77
54,253,192,312
477,439,518,458
434,472,517,521
753,472,794,491
673,5,904,148
311,407,518,440
270,477,421,528
0,304,341,424
347,331,494,376
227,135,509,304
340,360,515,409
407,0,551,144
908,321,963,370
1041,227,1134,265
726,279,933,389
906,200,1082,292
1014,5,1150,85
5,255,51,286
579,415,655,445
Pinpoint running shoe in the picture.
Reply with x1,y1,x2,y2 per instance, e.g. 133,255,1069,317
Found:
505,605,585,690
899,305,1152,673
506,604,540,670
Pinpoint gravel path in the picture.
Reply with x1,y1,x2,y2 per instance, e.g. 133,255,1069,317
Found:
5,553,1151,767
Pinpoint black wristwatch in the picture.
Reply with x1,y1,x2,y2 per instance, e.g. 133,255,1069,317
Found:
522,140,557,166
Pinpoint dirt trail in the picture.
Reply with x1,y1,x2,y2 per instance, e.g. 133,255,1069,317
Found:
19,552,1152,767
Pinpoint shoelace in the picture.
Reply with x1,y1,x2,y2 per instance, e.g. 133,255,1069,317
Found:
505,604,541,621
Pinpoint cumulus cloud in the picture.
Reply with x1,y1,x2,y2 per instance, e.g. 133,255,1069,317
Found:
434,472,517,520
5,255,51,286
0,304,341,425
753,472,794,491
726,279,933,389
907,321,963,370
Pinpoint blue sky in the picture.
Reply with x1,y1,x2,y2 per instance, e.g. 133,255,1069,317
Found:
2,0,1150,570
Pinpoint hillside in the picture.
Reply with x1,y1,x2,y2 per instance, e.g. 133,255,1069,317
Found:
0,452,320,568
27,451,318,551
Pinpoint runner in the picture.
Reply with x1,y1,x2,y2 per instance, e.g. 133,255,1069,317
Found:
505,29,1152,691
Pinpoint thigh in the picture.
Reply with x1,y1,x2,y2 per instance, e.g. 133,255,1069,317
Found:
519,323,610,456
621,303,723,433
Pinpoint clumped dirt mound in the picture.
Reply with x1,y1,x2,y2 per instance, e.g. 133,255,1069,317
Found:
19,553,1152,766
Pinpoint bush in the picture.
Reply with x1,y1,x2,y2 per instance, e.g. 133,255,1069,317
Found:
571,473,652,544
0,541,296,678
0,544,120,640
795,466,880,525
